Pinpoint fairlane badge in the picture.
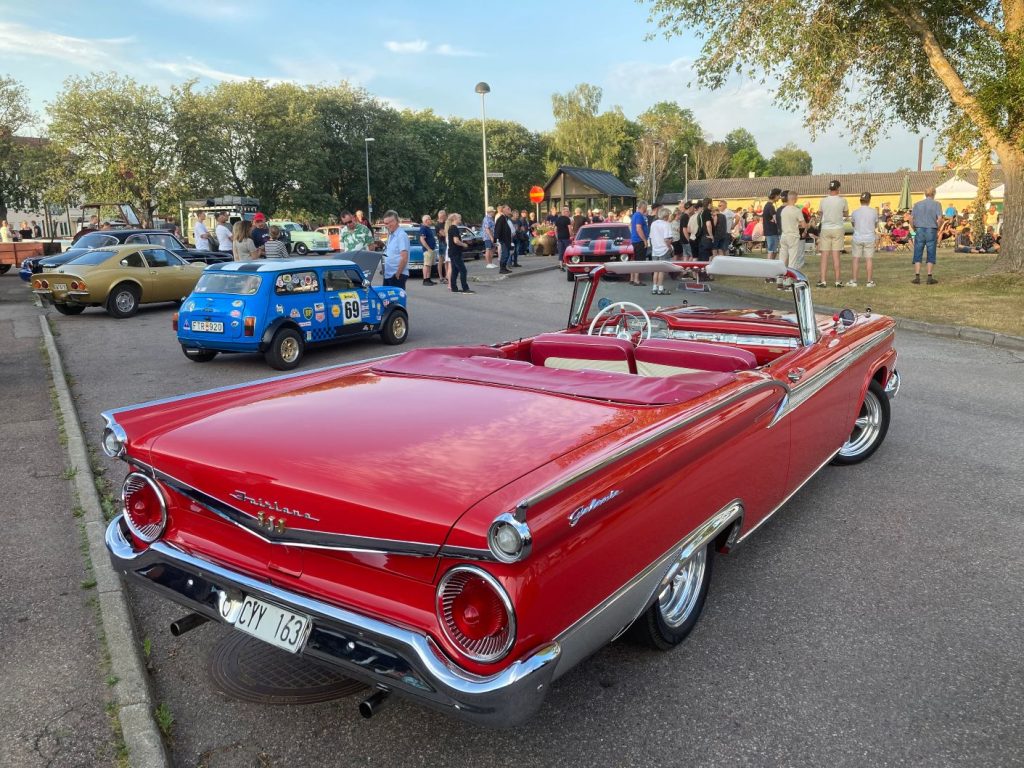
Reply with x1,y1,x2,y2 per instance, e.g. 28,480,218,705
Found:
568,490,621,527
229,490,321,523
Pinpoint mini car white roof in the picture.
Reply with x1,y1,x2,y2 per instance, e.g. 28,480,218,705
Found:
209,258,360,272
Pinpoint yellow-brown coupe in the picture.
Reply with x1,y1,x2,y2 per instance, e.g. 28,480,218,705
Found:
32,244,207,318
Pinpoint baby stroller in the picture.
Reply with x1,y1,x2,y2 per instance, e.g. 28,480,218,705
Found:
728,235,746,257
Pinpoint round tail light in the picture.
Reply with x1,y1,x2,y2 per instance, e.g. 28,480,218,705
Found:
40,279,49,289
32,279,41,289
121,472,167,543
437,566,515,663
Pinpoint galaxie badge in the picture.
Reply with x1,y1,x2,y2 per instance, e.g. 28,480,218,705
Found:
568,490,621,527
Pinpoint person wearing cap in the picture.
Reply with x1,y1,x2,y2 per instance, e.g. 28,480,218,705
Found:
251,212,269,248
817,179,849,287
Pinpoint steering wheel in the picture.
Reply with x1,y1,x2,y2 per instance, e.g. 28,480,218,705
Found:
588,301,652,341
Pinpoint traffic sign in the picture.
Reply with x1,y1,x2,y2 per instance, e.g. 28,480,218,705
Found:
529,186,544,203
487,172,504,178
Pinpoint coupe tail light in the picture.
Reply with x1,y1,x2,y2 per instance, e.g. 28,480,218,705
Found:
121,472,167,543
39,279,49,289
171,312,178,331
32,279,41,289
437,566,515,663
70,280,86,291
244,316,256,336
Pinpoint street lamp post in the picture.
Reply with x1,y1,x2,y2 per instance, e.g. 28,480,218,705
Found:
683,153,689,203
475,82,491,211
364,137,375,224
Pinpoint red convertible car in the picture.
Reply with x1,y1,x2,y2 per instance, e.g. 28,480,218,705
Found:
562,223,634,280
103,257,899,727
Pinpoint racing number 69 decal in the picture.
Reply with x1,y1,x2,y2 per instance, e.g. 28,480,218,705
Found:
338,291,362,325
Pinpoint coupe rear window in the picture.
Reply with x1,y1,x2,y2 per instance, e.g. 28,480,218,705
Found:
74,233,119,249
194,273,263,295
65,250,117,265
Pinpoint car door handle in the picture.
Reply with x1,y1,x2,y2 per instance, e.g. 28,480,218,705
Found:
787,368,805,383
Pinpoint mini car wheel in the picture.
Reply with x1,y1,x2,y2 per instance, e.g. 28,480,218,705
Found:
832,379,890,465
381,311,409,345
293,242,309,255
106,283,140,318
629,544,713,650
53,303,85,315
180,345,217,363
265,327,304,370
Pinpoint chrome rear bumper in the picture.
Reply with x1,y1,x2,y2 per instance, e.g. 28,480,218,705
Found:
105,516,560,727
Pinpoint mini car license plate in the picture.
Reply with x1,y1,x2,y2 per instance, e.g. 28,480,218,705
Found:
53,283,67,291
232,595,310,653
191,321,224,333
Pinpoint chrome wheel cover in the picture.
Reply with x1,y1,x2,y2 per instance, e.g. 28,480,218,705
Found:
279,336,300,363
838,389,883,458
657,547,707,628
391,315,407,339
115,290,136,313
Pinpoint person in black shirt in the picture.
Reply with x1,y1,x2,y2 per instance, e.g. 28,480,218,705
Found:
762,187,781,261
678,202,693,258
697,198,715,262
554,206,573,260
445,213,473,293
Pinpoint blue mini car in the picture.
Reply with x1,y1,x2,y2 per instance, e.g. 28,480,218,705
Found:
176,252,408,370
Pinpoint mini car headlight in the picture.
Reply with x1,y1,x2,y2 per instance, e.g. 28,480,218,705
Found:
486,513,531,563
101,425,126,458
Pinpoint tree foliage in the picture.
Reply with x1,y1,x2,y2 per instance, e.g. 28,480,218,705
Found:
550,84,639,181
766,143,814,176
645,0,1024,270
0,75,40,222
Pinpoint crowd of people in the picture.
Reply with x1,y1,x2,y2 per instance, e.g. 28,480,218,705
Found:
0,219,43,242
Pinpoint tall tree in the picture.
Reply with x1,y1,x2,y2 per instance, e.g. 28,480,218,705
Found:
766,142,814,176
635,102,704,199
724,128,759,156
645,0,1024,272
729,146,768,178
0,75,39,224
692,140,731,180
48,74,177,224
550,84,640,182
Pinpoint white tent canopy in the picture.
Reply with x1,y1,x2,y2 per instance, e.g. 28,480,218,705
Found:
934,176,979,199
990,183,1005,199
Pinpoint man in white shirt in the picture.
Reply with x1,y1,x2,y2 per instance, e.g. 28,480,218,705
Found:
649,207,674,295
214,211,233,256
193,216,211,251
848,192,879,287
817,179,849,287
778,190,806,288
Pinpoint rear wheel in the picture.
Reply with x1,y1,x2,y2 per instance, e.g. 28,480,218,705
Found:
265,327,304,370
53,303,85,315
629,544,713,650
832,379,890,465
180,345,217,363
0,264,11,275
106,283,140,318
380,311,408,345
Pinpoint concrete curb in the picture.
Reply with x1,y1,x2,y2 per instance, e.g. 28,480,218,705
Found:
40,315,170,768
709,282,1024,351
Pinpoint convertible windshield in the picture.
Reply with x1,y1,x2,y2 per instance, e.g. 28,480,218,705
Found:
65,249,118,266
194,273,262,295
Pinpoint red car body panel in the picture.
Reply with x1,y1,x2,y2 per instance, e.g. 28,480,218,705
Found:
103,259,898,725
563,224,635,273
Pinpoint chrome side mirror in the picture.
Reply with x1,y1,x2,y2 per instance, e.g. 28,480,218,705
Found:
838,308,856,328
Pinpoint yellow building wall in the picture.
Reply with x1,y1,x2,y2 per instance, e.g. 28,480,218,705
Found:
710,191,977,214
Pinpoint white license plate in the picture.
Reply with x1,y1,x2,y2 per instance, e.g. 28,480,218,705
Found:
191,320,224,333
232,595,310,653
53,283,67,291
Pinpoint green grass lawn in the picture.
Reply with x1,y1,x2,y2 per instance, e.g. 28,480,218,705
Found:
719,248,1024,337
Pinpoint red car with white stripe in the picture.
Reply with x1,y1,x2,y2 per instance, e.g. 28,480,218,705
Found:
563,224,634,279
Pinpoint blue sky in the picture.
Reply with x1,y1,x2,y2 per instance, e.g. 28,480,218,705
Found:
1,0,938,179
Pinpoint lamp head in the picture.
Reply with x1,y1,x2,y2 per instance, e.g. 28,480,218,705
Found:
474,82,491,95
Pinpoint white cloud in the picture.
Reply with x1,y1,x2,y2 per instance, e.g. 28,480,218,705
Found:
149,58,252,83
385,39,480,57
386,40,429,54
143,0,250,19
0,21,131,70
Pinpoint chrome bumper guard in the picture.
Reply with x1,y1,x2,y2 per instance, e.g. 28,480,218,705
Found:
105,516,560,727
884,369,901,399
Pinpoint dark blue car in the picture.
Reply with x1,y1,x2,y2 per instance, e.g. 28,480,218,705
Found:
176,252,408,370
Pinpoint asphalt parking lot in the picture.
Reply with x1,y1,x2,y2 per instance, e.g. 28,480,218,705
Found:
11,263,1023,768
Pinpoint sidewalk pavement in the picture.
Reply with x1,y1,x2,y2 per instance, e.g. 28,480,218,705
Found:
0,280,119,766
470,253,560,282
